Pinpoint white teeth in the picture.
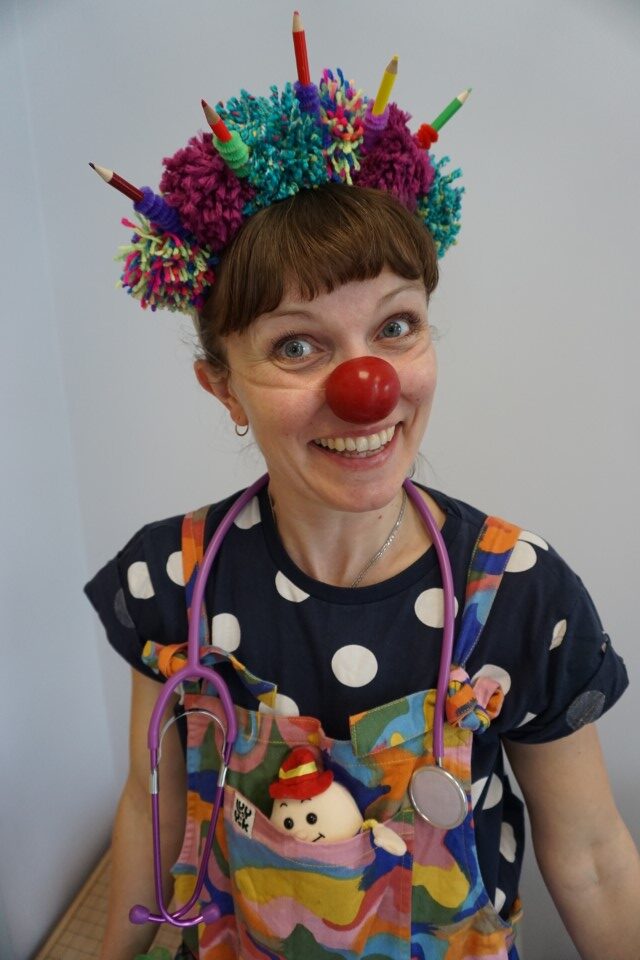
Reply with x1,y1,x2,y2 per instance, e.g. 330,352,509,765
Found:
314,424,396,454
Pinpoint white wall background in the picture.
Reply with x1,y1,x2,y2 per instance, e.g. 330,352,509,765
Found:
2,1,638,957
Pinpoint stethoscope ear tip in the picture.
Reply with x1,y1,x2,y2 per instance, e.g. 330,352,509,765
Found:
129,904,151,925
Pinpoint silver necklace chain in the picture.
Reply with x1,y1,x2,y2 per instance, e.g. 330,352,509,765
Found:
269,488,408,589
350,488,407,588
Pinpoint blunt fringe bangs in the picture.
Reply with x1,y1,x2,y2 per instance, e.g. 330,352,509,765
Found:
197,183,439,366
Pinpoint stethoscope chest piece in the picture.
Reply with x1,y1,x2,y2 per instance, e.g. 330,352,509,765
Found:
409,765,468,831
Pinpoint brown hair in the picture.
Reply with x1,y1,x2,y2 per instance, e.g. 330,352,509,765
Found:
196,183,439,368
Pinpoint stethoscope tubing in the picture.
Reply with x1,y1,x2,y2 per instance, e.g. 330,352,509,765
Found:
136,472,456,927
134,479,265,927
403,478,455,763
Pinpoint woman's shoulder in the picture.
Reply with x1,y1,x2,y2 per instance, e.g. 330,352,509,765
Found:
426,485,580,586
115,485,259,556
84,485,262,675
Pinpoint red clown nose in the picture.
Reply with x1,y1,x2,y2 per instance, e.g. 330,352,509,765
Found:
325,357,401,424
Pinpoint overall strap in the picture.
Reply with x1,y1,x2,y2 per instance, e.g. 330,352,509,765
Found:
182,506,211,647
447,515,522,732
172,501,278,708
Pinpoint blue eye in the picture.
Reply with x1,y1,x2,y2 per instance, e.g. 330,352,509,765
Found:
273,336,314,360
380,317,413,339
283,339,311,358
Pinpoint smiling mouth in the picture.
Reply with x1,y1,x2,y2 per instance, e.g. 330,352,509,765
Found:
312,425,396,457
312,833,325,842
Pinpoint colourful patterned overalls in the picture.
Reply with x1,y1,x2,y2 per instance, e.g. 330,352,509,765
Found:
144,499,523,960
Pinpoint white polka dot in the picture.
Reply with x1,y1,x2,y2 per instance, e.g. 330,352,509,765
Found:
258,693,300,717
211,613,241,652
234,497,261,530
331,645,378,688
471,777,487,809
275,571,309,602
550,618,567,650
505,540,537,573
166,551,185,586
472,774,503,810
516,711,538,728
483,774,503,810
518,530,548,551
414,588,459,628
499,821,517,863
127,561,155,599
471,663,512,696
494,887,506,913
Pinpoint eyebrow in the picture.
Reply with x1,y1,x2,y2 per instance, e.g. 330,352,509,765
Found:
266,282,425,322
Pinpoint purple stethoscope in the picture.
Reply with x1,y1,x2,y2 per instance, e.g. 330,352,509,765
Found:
130,357,466,930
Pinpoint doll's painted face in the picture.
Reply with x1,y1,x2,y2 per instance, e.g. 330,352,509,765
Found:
270,781,364,843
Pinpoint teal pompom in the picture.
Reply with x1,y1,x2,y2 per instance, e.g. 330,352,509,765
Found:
417,157,464,257
218,84,328,213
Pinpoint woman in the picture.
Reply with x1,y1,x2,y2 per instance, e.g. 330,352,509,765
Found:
86,63,638,960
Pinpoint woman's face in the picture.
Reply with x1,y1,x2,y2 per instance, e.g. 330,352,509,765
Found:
202,269,437,514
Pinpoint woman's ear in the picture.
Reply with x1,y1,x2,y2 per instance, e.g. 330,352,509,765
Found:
194,360,248,427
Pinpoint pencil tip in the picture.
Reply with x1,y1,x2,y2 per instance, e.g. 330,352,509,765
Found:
89,161,95,169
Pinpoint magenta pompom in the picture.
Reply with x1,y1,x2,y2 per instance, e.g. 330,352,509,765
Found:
354,105,435,211
160,132,255,253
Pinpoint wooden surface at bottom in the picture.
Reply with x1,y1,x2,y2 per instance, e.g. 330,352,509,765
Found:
33,850,182,959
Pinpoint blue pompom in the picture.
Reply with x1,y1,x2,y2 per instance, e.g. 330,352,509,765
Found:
417,156,465,257
218,84,329,213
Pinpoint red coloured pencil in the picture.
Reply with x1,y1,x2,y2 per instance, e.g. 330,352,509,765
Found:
201,99,233,143
89,163,143,203
292,10,311,85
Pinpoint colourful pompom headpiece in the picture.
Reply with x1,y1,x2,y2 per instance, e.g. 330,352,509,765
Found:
92,13,470,316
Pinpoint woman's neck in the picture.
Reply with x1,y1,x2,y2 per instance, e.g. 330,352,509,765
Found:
267,484,444,588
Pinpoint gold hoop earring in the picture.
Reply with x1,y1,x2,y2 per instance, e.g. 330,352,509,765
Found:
234,423,249,437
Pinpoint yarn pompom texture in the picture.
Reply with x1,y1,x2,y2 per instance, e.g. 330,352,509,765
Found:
160,132,255,253
117,215,217,313
416,156,464,257
217,84,329,214
318,68,368,185
354,104,435,212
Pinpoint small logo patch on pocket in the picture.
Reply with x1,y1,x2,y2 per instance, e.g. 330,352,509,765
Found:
233,794,256,837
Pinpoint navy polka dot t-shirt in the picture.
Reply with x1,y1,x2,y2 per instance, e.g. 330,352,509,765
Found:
85,483,628,921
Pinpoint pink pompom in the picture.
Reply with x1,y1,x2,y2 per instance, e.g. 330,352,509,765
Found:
160,132,255,252
354,105,435,211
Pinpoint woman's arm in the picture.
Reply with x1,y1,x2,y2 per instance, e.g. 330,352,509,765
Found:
99,669,186,960
504,724,640,959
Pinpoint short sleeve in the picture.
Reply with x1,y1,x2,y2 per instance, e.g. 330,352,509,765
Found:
502,574,628,744
84,516,186,681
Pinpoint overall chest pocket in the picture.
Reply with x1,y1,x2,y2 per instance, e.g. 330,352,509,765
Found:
223,785,413,959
